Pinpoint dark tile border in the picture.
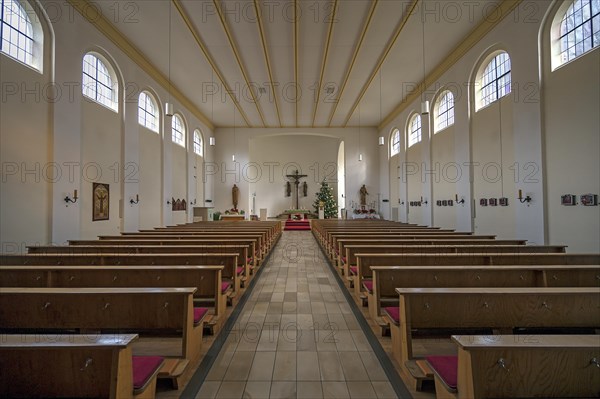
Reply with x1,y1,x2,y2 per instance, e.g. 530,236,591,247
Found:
180,235,280,398
314,233,413,399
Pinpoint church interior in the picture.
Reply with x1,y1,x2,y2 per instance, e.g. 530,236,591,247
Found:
0,0,599,398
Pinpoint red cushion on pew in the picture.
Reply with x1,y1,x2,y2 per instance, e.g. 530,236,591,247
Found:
349,266,358,275
247,257,253,264
194,307,209,325
221,281,232,293
132,356,163,390
341,256,347,264
236,266,244,275
362,280,373,293
383,306,400,325
426,355,458,390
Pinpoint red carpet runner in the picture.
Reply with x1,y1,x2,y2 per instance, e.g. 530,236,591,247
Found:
284,219,311,231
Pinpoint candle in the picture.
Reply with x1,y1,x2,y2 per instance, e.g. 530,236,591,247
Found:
136,194,139,201
455,194,458,201
74,189,78,199
518,189,522,199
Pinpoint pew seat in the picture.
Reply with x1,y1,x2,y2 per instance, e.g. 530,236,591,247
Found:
0,334,162,399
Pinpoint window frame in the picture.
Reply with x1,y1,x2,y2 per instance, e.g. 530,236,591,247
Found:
0,0,41,70
82,52,119,112
434,90,455,133
138,91,159,133
478,51,512,110
407,114,422,148
193,129,203,156
390,128,401,157
554,0,600,69
171,113,186,147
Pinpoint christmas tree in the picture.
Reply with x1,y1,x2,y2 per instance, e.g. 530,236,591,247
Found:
313,180,338,218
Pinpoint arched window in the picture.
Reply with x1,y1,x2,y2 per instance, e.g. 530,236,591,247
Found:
1,0,41,70
407,114,422,148
82,53,119,111
193,129,203,156
390,128,401,156
434,91,455,133
555,0,600,68
478,51,511,110
171,114,185,147
138,91,159,133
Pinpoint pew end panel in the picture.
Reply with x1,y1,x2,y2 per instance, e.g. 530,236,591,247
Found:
452,335,600,399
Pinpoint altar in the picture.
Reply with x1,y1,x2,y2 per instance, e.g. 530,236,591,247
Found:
283,209,309,220
220,214,245,221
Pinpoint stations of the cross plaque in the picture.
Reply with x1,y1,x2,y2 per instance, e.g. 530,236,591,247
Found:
286,169,308,209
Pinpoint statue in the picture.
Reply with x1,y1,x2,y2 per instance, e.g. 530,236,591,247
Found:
359,184,369,207
232,184,239,209
302,181,308,197
285,181,291,197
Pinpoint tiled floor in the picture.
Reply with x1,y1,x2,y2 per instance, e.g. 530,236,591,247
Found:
194,231,400,399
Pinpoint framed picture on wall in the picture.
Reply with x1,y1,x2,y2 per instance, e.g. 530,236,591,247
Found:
442,200,448,206
448,200,454,206
480,198,488,206
489,198,498,206
499,197,509,206
436,200,442,206
580,194,598,206
92,183,110,221
561,194,576,206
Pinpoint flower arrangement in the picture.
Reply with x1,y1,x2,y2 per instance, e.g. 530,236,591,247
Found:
224,208,245,215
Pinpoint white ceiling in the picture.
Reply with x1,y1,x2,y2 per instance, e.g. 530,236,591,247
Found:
93,0,502,128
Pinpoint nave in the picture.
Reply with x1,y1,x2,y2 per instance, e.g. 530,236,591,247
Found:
189,230,403,399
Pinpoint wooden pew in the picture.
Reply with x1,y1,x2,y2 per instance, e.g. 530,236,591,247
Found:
107,233,268,261
346,245,567,296
324,233,497,259
0,287,207,387
383,287,600,385
368,265,600,323
69,238,259,270
0,265,226,324
0,334,163,399
335,238,527,270
427,335,600,399
0,253,241,302
27,244,251,286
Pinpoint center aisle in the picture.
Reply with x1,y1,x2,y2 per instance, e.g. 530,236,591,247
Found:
192,230,402,399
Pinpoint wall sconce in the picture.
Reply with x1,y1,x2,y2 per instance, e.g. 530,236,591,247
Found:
358,153,363,162
518,189,532,204
421,196,428,205
167,199,172,205
421,100,430,115
165,102,174,117
378,137,385,146
130,194,139,205
190,199,196,205
455,194,465,205
209,137,216,146
64,189,78,204
399,199,405,205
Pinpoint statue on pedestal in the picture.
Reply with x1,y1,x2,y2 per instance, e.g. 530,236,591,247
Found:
359,184,369,207
232,184,239,209
285,181,291,197
302,181,308,197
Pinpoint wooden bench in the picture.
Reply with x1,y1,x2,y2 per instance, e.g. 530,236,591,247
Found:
0,265,226,325
335,238,528,270
0,334,163,399
69,238,260,269
0,253,241,303
28,244,252,286
0,287,206,387
383,287,600,389
108,233,268,261
368,265,600,324
427,334,600,398
345,245,567,296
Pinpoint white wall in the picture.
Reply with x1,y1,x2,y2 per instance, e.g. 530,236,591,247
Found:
540,1,600,252
0,1,214,250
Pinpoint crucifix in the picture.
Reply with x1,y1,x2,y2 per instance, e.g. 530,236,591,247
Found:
286,169,307,209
